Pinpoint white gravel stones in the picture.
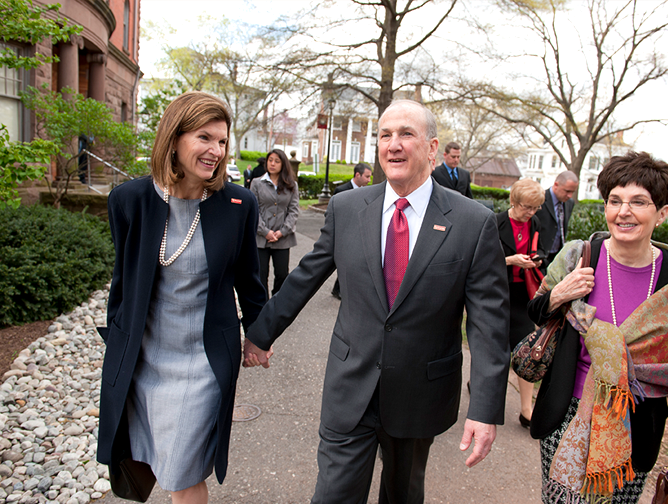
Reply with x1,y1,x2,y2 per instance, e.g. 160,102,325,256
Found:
0,287,112,503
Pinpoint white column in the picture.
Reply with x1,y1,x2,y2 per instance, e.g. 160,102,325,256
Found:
365,119,373,163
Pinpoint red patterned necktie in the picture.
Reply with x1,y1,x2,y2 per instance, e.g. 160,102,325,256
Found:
384,198,410,310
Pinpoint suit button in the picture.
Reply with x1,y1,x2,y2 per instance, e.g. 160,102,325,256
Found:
384,324,392,332
376,362,381,369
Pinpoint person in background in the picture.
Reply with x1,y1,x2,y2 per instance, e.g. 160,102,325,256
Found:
250,149,300,300
97,91,267,504
528,151,668,504
243,163,252,189
432,141,473,198
331,162,373,299
244,100,510,503
250,157,266,182
535,171,579,270
496,178,546,428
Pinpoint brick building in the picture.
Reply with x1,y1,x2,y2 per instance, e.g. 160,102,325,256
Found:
1,0,141,147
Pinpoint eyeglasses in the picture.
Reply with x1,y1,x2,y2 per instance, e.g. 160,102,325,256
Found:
605,198,656,210
518,203,542,212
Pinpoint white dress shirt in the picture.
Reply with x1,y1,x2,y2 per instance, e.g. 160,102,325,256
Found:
381,177,433,266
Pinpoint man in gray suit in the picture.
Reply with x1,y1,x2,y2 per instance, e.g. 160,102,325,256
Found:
244,100,509,503
535,170,579,270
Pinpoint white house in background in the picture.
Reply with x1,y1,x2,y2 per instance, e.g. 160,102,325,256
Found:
521,134,630,199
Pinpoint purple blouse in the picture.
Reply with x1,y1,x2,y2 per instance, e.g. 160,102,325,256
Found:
573,241,663,398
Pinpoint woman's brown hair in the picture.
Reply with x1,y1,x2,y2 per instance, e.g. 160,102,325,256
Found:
151,91,231,193
597,151,668,208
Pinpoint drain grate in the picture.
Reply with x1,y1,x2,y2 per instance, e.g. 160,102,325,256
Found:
232,403,261,422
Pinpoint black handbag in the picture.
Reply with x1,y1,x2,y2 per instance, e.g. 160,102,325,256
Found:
109,458,156,503
511,240,591,382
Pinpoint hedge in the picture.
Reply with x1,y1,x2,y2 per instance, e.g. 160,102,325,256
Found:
0,205,114,326
239,150,268,161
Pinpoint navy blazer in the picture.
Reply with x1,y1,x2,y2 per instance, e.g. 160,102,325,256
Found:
528,239,668,471
432,163,473,199
97,177,266,484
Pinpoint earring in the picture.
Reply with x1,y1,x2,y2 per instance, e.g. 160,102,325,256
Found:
171,150,176,162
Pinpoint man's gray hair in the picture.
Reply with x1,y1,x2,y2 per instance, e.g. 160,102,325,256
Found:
555,170,579,184
379,100,438,140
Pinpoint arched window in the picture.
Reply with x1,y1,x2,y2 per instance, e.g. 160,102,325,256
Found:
123,0,130,51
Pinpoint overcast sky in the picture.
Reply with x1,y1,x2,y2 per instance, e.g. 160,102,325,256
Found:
138,0,668,160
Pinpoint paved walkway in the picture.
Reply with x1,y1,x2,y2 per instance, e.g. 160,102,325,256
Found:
97,209,659,504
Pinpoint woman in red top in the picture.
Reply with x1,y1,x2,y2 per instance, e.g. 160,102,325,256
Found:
496,178,546,427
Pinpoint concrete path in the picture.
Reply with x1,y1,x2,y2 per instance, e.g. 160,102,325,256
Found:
96,209,658,504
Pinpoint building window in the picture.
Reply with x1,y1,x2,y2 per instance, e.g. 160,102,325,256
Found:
588,155,599,171
538,155,544,169
350,142,360,163
551,156,557,168
303,143,309,158
352,120,361,132
330,140,341,162
0,43,25,141
123,0,130,51
244,137,248,149
121,102,128,123
332,117,342,130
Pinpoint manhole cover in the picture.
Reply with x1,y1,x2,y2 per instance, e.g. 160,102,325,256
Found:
232,404,261,422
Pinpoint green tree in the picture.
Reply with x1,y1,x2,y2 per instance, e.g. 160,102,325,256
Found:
0,0,82,208
150,16,297,159
22,85,144,208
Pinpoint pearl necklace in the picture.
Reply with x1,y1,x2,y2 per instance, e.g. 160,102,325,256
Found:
159,187,208,267
606,239,656,326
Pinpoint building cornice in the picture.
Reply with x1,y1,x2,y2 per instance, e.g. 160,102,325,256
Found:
108,43,141,75
88,0,116,35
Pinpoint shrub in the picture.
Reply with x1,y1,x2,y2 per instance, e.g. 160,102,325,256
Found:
297,174,351,199
0,205,114,326
239,150,268,161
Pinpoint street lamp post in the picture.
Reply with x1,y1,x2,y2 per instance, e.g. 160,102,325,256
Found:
318,98,336,203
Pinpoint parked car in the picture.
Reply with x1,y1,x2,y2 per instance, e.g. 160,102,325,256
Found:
226,163,241,182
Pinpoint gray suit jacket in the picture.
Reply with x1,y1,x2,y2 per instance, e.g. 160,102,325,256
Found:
246,180,510,438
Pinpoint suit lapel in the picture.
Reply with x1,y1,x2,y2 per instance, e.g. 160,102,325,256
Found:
544,190,557,223
390,185,452,315
359,183,389,312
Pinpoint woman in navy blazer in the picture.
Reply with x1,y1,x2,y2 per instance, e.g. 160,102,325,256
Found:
496,178,546,428
97,92,266,503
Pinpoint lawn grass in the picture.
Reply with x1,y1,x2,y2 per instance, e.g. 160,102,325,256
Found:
237,159,355,177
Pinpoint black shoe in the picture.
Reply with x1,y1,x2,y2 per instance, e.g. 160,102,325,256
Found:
519,413,531,428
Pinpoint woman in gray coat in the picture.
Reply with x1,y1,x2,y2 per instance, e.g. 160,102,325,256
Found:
250,148,299,299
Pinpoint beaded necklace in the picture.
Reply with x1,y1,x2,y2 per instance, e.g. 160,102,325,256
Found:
159,187,208,267
606,239,656,326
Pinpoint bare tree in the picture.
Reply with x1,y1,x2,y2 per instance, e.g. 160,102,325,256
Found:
454,0,668,187
276,0,459,182
430,101,527,177
150,17,297,159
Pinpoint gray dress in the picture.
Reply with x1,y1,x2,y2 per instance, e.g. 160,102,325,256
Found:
126,184,221,491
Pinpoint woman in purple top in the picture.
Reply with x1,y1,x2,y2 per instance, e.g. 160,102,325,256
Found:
527,151,668,504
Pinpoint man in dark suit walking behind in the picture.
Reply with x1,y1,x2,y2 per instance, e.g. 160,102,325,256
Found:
244,100,510,504
535,170,579,270
432,141,473,198
331,162,373,299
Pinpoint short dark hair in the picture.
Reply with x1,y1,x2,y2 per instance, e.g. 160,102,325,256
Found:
354,163,371,176
445,142,461,154
597,151,668,208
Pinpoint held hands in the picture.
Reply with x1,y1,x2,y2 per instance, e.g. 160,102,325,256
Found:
548,257,595,311
243,339,274,368
459,420,496,468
